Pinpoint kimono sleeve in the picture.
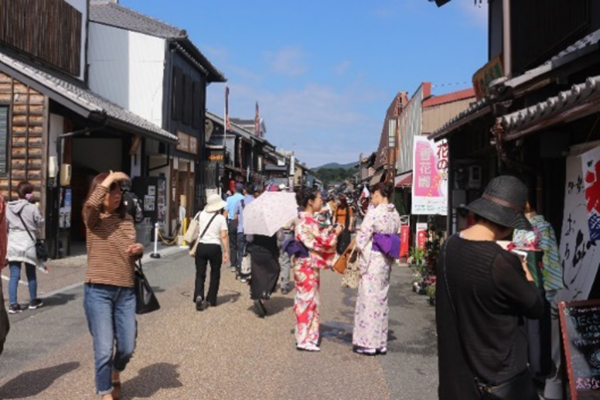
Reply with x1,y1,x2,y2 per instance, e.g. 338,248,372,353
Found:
357,209,374,253
298,218,337,254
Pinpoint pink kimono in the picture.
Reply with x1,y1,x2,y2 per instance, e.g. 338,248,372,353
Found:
293,212,337,347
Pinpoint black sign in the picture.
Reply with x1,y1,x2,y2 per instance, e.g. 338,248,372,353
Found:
560,300,600,399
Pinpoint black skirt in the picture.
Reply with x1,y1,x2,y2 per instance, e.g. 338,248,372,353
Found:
250,244,280,300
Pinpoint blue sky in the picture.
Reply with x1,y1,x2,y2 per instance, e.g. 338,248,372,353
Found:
122,0,488,168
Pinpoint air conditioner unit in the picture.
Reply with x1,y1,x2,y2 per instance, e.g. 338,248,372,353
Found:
468,166,482,189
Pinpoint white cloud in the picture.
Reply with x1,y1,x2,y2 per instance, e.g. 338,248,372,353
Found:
333,60,351,76
264,47,309,77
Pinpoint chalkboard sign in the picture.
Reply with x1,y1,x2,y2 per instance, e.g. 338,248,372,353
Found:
559,300,600,399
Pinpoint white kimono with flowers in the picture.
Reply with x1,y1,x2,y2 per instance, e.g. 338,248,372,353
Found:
353,204,400,350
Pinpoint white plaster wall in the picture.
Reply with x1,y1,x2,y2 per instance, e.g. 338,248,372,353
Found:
48,113,65,159
88,23,166,128
64,0,88,81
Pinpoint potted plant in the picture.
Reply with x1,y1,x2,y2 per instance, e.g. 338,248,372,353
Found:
426,284,436,306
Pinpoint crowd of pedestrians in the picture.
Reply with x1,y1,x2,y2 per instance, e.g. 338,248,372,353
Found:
0,171,552,400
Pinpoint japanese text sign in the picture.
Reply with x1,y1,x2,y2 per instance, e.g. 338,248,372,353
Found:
411,136,448,215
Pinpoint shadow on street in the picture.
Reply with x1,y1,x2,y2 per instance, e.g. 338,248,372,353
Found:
0,362,80,399
122,363,182,399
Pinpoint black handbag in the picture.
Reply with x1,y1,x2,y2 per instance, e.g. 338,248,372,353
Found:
134,260,160,315
440,235,538,400
17,207,48,262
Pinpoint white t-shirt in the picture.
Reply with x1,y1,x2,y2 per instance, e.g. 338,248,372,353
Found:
196,211,228,246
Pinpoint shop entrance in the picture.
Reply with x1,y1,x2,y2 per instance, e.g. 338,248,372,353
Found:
67,137,124,255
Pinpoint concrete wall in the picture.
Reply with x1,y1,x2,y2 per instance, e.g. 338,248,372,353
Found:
88,22,166,128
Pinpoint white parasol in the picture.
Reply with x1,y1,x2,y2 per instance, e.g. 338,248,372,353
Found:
243,192,298,237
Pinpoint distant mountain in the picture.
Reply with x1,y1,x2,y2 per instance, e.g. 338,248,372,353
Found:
314,162,356,171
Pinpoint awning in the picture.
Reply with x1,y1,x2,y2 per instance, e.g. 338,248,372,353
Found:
395,171,413,188
500,75,600,141
369,170,384,186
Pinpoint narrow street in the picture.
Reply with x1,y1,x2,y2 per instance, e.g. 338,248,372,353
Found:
0,249,437,400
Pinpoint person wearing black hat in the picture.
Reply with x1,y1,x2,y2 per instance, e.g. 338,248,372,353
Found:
436,175,545,400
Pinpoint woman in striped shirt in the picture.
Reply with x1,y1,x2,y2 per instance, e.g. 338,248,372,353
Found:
83,171,144,400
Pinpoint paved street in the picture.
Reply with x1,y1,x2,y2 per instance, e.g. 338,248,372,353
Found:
0,249,437,400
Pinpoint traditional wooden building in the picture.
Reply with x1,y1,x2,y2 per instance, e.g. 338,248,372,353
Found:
0,0,179,257
88,0,225,235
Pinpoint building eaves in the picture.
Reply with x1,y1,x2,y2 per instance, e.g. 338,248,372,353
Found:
0,50,178,143
428,29,600,141
500,75,600,141
504,28,600,90
206,111,264,144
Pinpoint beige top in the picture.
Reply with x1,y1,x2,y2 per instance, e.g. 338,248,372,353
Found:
83,186,136,288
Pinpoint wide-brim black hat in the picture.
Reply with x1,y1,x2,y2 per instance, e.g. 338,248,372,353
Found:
465,175,532,231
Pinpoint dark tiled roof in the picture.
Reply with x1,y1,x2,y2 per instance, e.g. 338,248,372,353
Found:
0,51,177,143
505,28,600,89
90,2,185,39
500,75,600,138
428,28,600,140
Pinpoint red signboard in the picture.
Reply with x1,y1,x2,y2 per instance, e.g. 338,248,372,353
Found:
400,225,410,258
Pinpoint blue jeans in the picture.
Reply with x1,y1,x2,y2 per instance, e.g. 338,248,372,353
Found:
8,262,37,305
237,233,246,272
84,284,137,395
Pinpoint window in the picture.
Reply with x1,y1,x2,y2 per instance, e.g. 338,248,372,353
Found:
0,107,8,176
192,81,203,129
171,67,183,121
183,74,191,125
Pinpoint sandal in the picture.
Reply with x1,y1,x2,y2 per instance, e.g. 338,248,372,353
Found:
111,381,121,400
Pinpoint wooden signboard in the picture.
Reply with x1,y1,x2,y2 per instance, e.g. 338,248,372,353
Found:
559,299,600,399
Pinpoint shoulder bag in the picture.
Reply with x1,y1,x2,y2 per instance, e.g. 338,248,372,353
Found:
183,212,200,244
334,238,357,274
134,259,160,315
341,241,361,289
189,212,219,258
17,207,48,262
440,235,538,400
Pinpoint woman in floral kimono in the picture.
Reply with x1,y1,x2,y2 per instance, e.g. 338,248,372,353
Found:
353,182,401,355
294,189,342,352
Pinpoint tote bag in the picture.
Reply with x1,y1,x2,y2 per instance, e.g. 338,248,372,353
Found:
135,260,160,315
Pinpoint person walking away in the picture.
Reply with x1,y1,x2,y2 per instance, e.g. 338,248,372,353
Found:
234,194,251,282
294,189,342,352
0,194,9,354
83,172,145,400
353,182,400,355
192,194,229,311
277,220,295,294
334,195,354,255
248,234,280,317
224,183,244,274
6,181,45,313
436,176,544,400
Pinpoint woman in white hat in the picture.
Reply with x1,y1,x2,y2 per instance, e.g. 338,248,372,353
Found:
192,194,230,311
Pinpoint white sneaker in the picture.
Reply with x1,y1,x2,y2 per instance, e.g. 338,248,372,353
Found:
297,344,321,352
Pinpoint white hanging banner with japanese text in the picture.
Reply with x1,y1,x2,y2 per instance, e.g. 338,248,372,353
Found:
558,153,600,302
411,136,448,215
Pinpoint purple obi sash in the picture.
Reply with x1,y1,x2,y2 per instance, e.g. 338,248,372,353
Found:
283,238,309,259
372,233,401,259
